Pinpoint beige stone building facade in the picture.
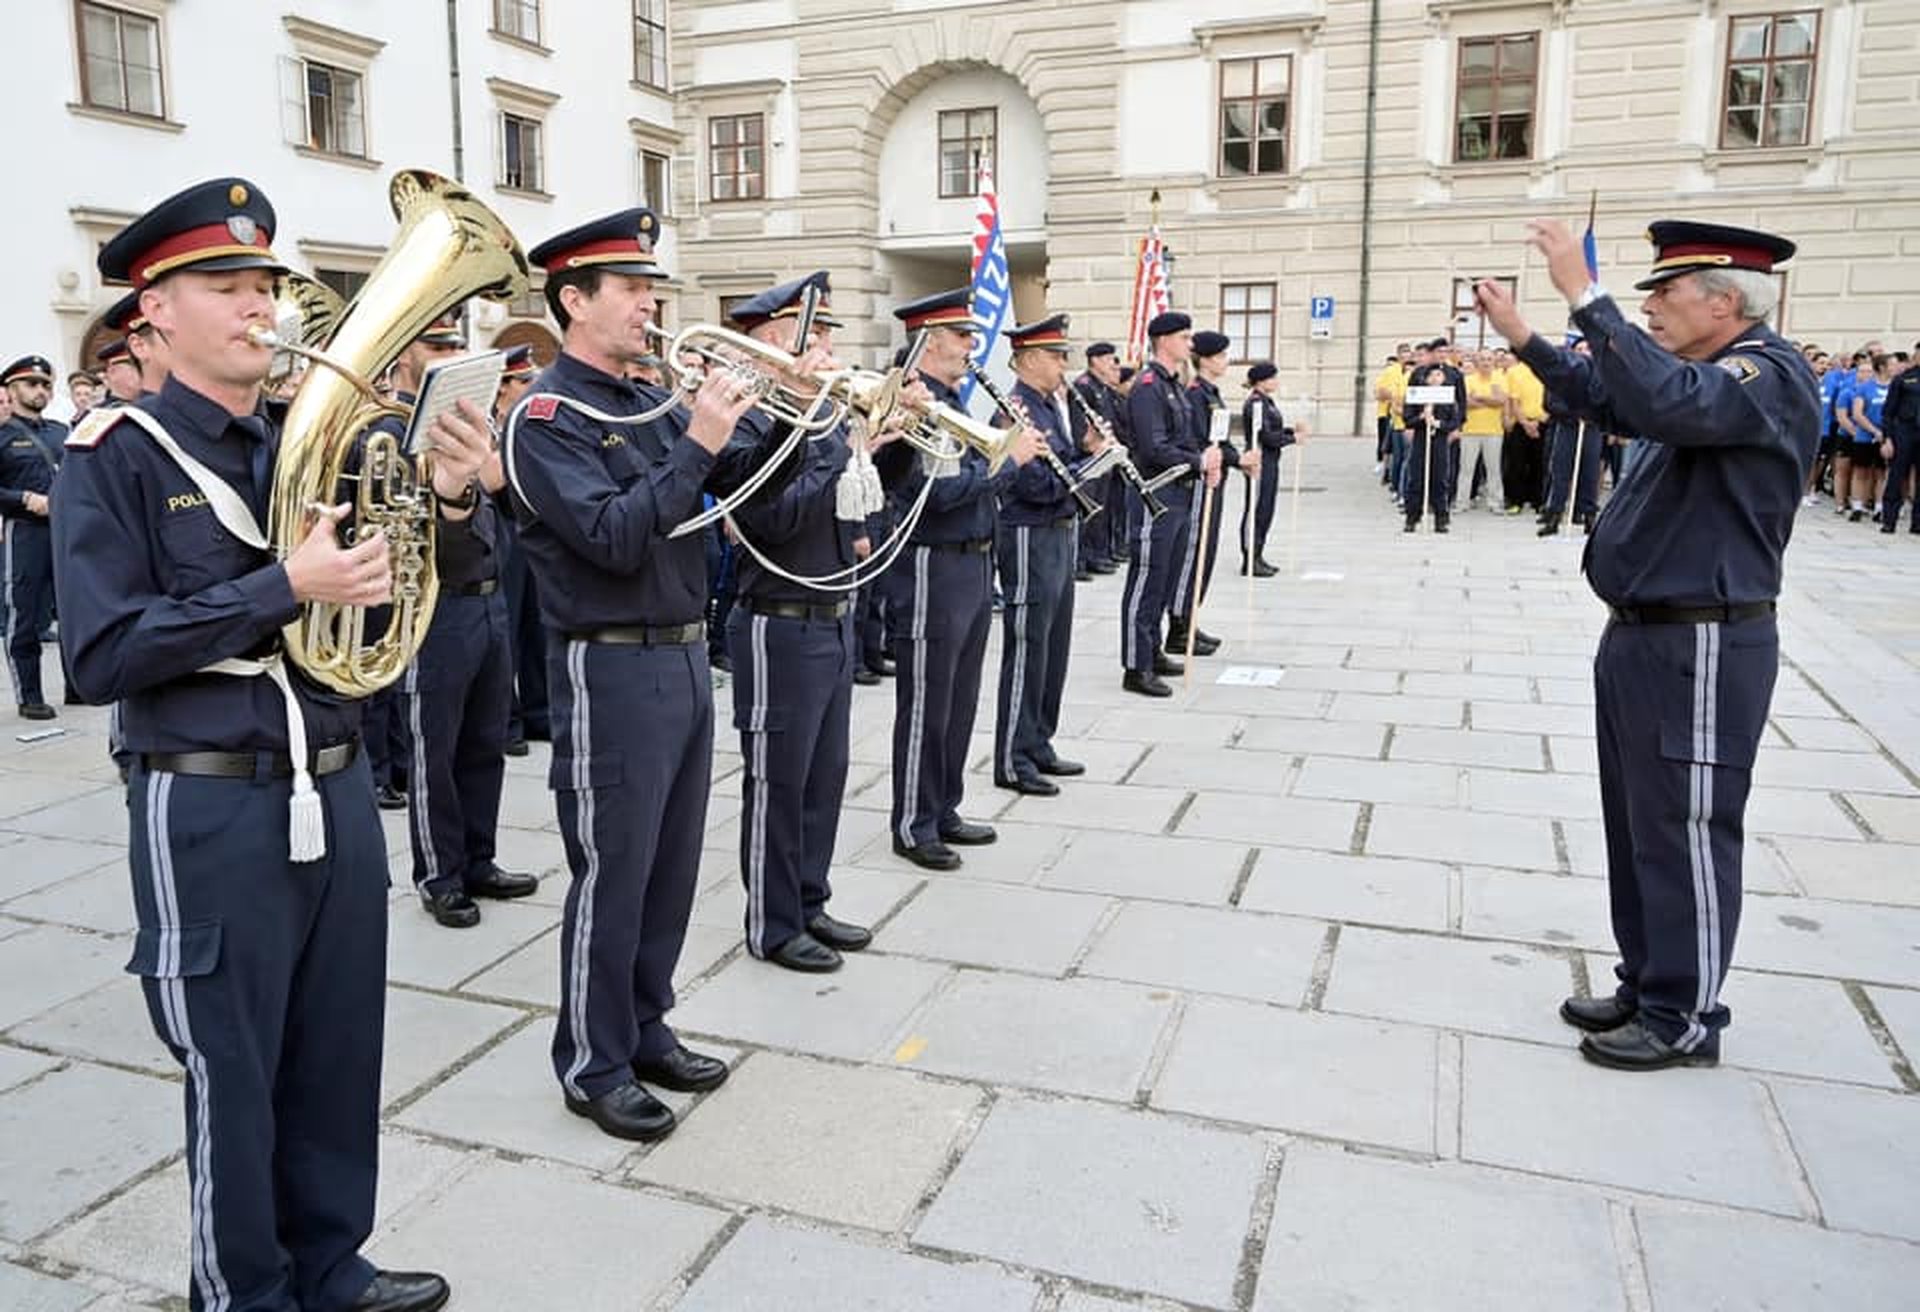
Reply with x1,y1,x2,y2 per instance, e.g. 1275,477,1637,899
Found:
666,0,1920,432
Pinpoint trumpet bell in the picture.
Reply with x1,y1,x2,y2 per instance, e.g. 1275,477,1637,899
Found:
660,322,846,434
921,402,1010,473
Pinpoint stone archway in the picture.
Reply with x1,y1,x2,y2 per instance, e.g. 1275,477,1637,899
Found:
488,320,560,367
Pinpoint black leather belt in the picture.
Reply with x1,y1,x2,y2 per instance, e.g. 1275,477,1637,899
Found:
924,538,993,554
141,740,360,779
746,598,850,622
446,580,498,597
1609,601,1775,626
1052,514,1078,528
566,622,705,646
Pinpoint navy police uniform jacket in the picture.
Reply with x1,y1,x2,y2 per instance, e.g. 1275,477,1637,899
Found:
1072,374,1128,452
997,379,1077,528
0,415,67,516
1242,393,1293,452
1127,365,1199,479
52,378,362,752
506,352,793,629
1187,378,1242,465
729,409,859,605
1517,296,1820,606
876,371,1016,544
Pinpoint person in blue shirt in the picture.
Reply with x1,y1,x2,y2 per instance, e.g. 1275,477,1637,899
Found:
1826,355,1863,515
1844,355,1892,521
1478,218,1818,1073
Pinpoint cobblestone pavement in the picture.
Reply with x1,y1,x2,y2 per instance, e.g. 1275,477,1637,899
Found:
3,439,1918,1311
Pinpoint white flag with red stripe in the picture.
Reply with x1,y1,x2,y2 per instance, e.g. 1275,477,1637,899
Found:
1125,226,1171,367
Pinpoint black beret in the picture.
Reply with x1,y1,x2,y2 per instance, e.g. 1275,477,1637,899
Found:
1247,361,1277,383
1192,330,1230,358
1147,311,1191,338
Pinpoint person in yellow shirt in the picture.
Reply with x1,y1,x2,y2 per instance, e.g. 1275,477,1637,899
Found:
1504,354,1548,515
1458,350,1507,509
1373,346,1410,498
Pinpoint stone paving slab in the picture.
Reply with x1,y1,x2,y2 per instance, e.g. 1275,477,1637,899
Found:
1734,894,1920,988
1635,1203,1920,1311
1078,901,1327,1005
1459,868,1612,949
1239,847,1451,931
0,1042,60,1093
1767,1078,1920,1241
914,1096,1269,1308
675,1216,1041,1311
1864,985,1920,1065
1255,1143,1626,1312
1367,802,1559,870
0,1262,96,1312
631,1051,982,1231
1292,756,1462,807
2,865,139,935
878,880,1110,975
0,1063,179,1242
4,978,173,1076
673,952,950,1062
1037,830,1247,904
1388,726,1548,770
0,924,128,1030
1174,793,1359,852
1764,835,1920,905
1322,926,1574,1044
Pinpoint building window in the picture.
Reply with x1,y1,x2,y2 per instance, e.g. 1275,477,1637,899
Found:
501,112,544,192
299,61,366,157
719,294,755,324
937,107,996,198
1722,11,1819,149
633,0,668,90
1451,276,1518,347
639,148,672,216
77,1,164,118
1455,33,1537,162
493,0,541,44
1218,57,1290,177
708,113,764,202
314,267,370,302
1221,284,1276,363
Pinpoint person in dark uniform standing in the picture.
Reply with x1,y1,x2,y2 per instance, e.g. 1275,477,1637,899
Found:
491,345,550,755
1237,360,1302,576
1537,335,1604,536
724,272,879,971
1,355,68,719
1477,219,1819,1071
1119,312,1217,697
1877,345,1920,534
367,312,538,929
1402,363,1460,533
1072,341,1129,571
55,177,458,1312
1167,330,1250,658
991,314,1093,798
877,288,1042,871
504,208,798,1140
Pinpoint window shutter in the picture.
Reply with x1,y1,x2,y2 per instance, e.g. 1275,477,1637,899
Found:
278,55,309,148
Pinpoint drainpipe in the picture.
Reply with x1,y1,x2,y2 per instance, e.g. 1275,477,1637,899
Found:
1352,0,1382,431
446,0,465,180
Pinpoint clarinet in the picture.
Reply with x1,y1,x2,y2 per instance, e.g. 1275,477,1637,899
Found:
967,364,1102,522
1064,381,1170,521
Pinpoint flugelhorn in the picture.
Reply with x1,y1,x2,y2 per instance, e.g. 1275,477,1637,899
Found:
646,322,846,435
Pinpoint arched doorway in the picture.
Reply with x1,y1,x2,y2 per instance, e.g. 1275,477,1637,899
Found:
489,319,560,367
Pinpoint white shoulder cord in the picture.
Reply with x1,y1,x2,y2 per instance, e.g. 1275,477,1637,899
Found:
112,409,325,861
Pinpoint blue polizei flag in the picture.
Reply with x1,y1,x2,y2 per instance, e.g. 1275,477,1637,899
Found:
958,160,1010,410
1568,191,1600,347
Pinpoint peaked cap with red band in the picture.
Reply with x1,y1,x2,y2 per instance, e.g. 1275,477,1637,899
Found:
893,286,981,333
528,208,669,280
730,270,844,331
98,178,286,290
1008,313,1072,353
1633,220,1797,291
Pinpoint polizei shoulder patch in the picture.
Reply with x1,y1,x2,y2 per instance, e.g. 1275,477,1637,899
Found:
1717,356,1762,385
65,409,121,449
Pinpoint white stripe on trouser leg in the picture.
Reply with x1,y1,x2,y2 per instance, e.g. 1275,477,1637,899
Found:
1171,483,1202,617
146,771,233,1311
1002,527,1029,781
2,534,19,703
561,640,600,1098
746,615,770,955
1123,513,1152,669
896,548,930,847
1681,623,1722,1052
404,663,440,890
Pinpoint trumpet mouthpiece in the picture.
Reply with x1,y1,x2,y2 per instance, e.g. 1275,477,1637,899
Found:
247,323,287,349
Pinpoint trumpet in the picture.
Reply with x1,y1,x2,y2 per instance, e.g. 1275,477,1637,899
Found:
965,364,1102,521
644,322,846,435
1063,383,1171,521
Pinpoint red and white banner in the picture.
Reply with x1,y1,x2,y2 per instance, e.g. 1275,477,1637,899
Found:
1124,226,1170,367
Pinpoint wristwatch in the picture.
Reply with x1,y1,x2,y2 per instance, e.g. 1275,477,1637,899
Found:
437,479,478,513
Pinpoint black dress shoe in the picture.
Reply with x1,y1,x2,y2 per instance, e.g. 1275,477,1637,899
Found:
1434,518,1450,534
1193,628,1222,655
1579,1018,1718,1071
867,656,896,677
1089,559,1118,575
1559,994,1637,1033
466,864,537,900
376,785,408,811
565,1080,676,1141
769,931,842,973
1036,758,1085,777
1074,567,1095,582
350,1269,450,1312
1122,670,1173,698
503,737,530,757
420,889,481,929
17,702,55,721
893,838,962,871
807,913,872,951
938,820,997,846
852,667,881,686
1252,558,1278,577
1153,653,1185,677
632,1044,730,1093
1403,518,1418,533
710,652,734,673
997,775,1060,797
63,689,87,706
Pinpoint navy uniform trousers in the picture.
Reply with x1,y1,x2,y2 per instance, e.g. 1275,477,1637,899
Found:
497,515,551,741
127,757,387,1312
1169,479,1225,627
4,518,54,706
548,637,710,1100
403,590,512,898
890,544,993,847
1402,428,1451,522
1238,452,1282,566
1880,428,1920,531
1594,615,1775,1050
995,519,1075,785
728,609,853,956
1119,492,1190,672
1077,472,1114,566
362,686,409,792
1543,418,1604,519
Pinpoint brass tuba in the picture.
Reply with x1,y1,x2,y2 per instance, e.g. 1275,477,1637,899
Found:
257,169,530,696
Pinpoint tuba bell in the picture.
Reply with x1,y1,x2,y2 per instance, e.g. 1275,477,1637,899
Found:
256,168,530,697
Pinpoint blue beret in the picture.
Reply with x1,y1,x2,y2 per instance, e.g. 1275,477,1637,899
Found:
98,178,284,289
1192,330,1230,358
1147,311,1191,338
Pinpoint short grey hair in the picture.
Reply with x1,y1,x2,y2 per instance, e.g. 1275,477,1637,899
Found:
1694,267,1778,323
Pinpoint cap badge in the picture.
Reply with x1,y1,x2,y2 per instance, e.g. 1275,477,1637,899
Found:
227,215,258,245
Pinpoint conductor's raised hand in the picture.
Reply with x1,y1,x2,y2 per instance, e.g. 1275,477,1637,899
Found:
284,503,392,607
1525,218,1593,303
1474,279,1534,354
686,366,761,453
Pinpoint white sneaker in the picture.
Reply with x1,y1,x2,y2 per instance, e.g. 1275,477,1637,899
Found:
1801,494,1817,508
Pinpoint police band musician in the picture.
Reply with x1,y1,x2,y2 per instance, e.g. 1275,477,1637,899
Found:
54,178,481,1312
1166,329,1254,658
1475,218,1819,1071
